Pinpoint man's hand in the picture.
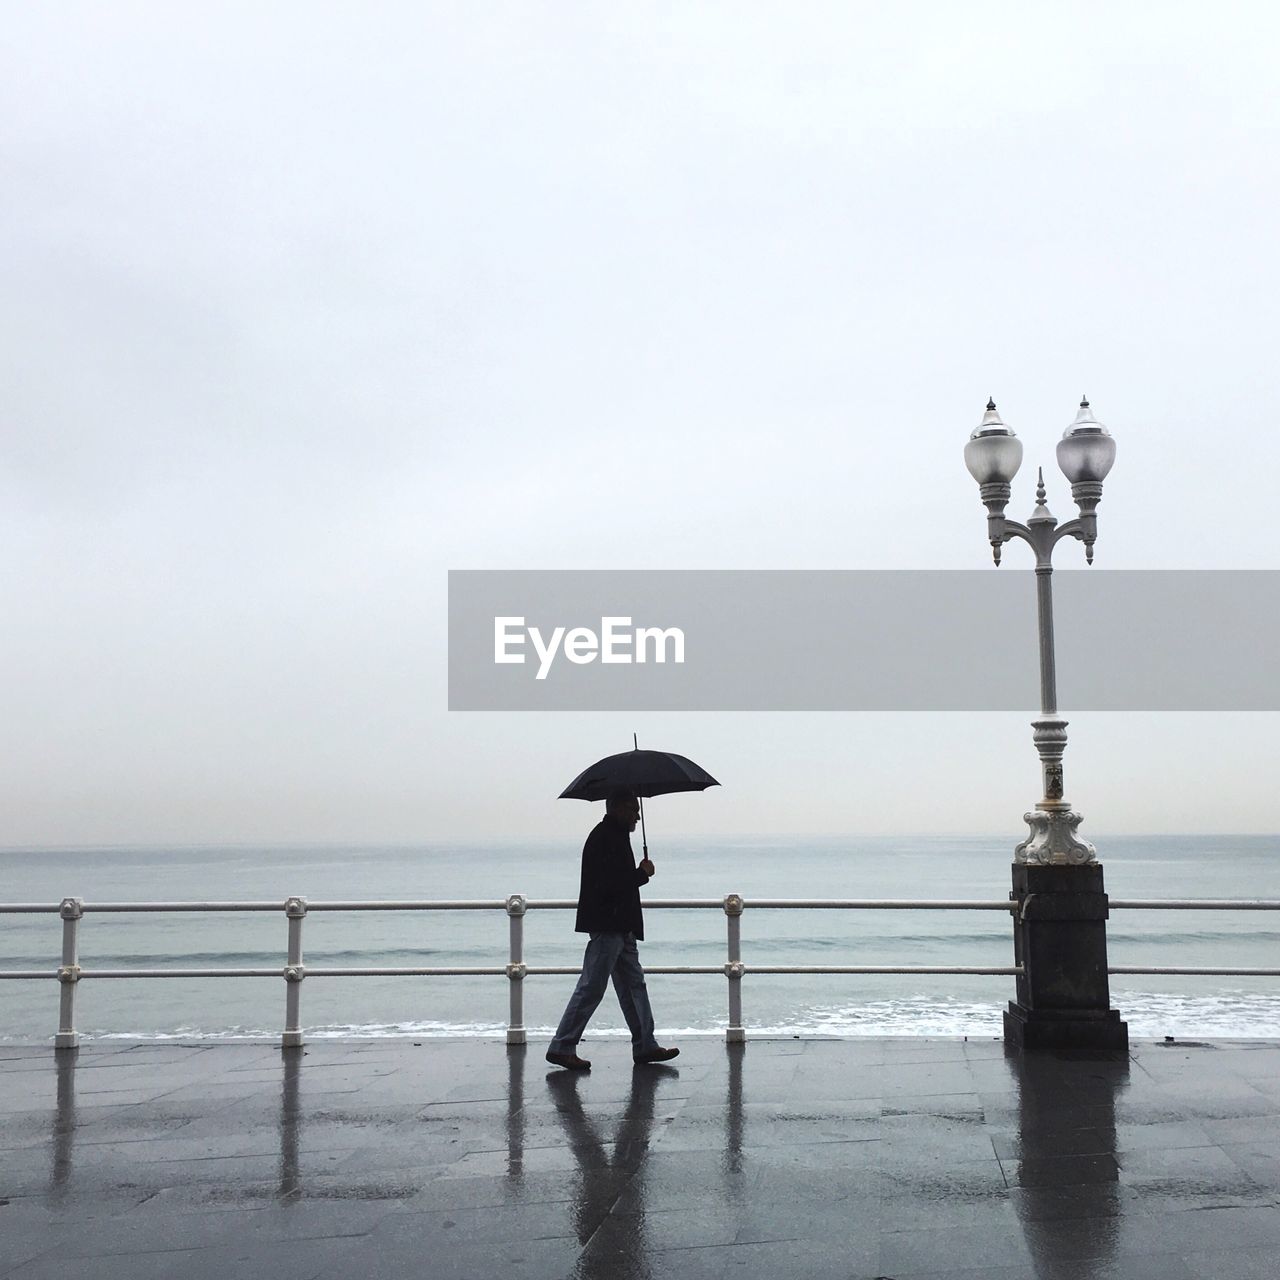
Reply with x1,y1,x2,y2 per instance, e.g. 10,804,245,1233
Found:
639,858,655,878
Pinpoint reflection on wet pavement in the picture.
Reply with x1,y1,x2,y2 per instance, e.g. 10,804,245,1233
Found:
2,1037,1280,1278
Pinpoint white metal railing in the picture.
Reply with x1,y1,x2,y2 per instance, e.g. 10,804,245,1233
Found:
2,894,1279,1049
1105,898,1280,977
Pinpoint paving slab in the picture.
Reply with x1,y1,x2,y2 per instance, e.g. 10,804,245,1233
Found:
2,1037,1280,1278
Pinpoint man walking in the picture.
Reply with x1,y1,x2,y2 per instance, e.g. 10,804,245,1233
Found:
546,789,680,1070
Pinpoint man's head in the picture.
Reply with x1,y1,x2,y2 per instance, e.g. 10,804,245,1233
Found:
606,789,641,832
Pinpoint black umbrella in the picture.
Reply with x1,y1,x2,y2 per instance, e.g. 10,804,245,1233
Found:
559,736,719,858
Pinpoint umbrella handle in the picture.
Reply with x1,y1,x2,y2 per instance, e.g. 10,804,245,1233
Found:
633,732,649,858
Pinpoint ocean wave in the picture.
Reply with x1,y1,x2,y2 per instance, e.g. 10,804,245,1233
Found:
735,933,1012,949
1106,930,1280,944
89,1019,515,1041
1110,989,1280,1037
76,991,1280,1042
7,929,1278,970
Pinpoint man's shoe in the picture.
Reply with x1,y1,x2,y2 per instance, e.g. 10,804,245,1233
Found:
634,1046,680,1064
546,1050,591,1071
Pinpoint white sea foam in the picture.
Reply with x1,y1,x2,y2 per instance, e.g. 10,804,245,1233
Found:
81,990,1280,1042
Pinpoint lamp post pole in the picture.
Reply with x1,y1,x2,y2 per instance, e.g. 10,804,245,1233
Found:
965,398,1128,1051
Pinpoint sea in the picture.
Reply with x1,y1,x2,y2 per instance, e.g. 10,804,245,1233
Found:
2,835,1279,1044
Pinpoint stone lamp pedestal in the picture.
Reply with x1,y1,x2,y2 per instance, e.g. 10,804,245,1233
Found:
1004,863,1128,1051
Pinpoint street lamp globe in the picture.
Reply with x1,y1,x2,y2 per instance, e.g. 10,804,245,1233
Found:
1056,397,1116,485
964,399,1024,486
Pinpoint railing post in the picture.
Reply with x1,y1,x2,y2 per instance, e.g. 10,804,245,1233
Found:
724,893,745,1044
282,897,307,1049
55,897,83,1051
506,894,527,1046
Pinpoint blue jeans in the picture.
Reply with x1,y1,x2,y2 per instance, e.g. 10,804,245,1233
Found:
549,932,659,1058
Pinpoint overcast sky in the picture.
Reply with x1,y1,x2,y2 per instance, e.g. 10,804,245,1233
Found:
3,2,1278,847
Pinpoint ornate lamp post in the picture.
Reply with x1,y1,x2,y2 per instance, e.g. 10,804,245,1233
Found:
965,397,1128,1050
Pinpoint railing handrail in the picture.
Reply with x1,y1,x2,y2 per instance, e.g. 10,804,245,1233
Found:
1109,899,1280,910
0,897,1020,913
8,895,1280,914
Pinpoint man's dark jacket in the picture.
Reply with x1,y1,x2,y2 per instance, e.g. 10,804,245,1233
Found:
574,813,651,940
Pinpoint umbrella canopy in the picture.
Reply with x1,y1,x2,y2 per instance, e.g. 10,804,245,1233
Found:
559,749,719,801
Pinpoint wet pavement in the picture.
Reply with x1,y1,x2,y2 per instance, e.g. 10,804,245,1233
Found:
2,1037,1280,1279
